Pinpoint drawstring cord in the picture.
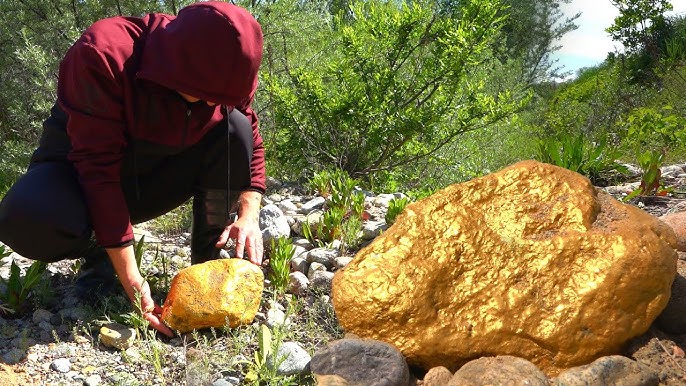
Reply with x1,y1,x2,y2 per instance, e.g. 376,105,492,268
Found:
226,105,231,216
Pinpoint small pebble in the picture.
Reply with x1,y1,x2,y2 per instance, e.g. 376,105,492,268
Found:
50,358,71,373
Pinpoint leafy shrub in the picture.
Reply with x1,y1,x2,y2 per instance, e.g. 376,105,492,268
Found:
622,105,686,196
303,169,366,250
266,0,523,183
0,259,47,316
385,197,410,225
535,133,629,185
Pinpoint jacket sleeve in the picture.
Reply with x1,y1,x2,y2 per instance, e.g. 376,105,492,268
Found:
58,40,134,248
236,92,266,195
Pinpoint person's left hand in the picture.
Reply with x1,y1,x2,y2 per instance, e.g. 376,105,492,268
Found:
216,215,263,265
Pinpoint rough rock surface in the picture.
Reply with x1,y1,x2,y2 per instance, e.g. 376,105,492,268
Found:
161,258,263,333
310,337,411,386
421,366,453,386
552,355,659,386
660,211,686,251
332,160,678,375
448,355,549,386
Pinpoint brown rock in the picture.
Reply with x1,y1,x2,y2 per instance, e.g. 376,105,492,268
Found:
161,258,263,333
332,160,677,375
660,211,686,251
448,356,548,386
315,374,350,386
422,366,453,386
553,355,659,386
310,338,411,386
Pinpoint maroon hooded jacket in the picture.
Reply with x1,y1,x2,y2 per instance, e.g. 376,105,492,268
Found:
57,2,266,248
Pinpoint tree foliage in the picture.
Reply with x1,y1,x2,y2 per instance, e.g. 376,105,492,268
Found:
0,0,190,142
607,0,673,53
265,0,527,184
496,0,579,83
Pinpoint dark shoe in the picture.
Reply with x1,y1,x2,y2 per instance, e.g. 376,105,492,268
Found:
191,189,239,265
74,246,119,302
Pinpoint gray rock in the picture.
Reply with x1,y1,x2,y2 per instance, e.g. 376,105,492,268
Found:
268,193,284,202
259,204,291,244
2,348,25,364
361,221,387,240
293,238,314,250
291,245,308,259
50,357,71,373
307,248,338,269
307,262,327,279
310,270,335,292
288,272,309,296
277,199,299,213
38,320,53,332
32,308,53,324
449,355,548,386
99,322,137,350
267,341,311,376
423,366,453,386
553,355,659,386
85,374,102,386
300,197,326,213
212,379,233,386
266,307,290,328
291,257,309,274
373,193,397,208
334,256,354,270
310,338,411,386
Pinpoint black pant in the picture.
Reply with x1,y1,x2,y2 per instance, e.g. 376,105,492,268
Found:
0,109,253,262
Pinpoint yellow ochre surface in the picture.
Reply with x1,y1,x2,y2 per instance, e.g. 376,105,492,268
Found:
161,258,263,333
332,160,678,375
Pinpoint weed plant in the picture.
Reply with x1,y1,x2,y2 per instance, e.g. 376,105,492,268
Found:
535,133,629,186
0,259,47,316
385,197,410,225
302,169,366,250
268,237,295,296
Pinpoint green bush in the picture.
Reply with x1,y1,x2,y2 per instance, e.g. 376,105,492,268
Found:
535,133,629,185
0,259,48,316
622,105,686,196
303,169,365,250
268,237,294,296
385,197,410,225
266,0,524,184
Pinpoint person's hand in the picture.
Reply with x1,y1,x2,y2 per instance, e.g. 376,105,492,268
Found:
216,215,263,265
138,280,174,337
215,190,264,266
106,245,174,337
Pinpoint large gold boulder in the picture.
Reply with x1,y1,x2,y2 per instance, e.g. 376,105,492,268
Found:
332,160,677,375
162,259,263,333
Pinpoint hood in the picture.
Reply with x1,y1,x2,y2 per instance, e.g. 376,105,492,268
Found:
137,1,263,106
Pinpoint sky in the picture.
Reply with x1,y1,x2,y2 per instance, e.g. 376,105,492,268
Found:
552,0,686,76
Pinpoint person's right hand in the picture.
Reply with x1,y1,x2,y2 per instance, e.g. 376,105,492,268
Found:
138,280,174,337
106,245,174,337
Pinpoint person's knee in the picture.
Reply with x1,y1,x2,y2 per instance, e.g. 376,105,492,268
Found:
0,189,36,255
0,163,90,260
